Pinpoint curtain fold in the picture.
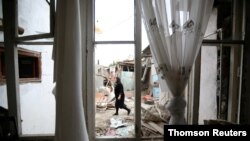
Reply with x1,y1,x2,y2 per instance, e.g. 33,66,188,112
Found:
53,0,89,140
139,0,214,124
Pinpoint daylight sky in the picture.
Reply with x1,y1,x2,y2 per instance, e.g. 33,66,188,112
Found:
95,0,149,66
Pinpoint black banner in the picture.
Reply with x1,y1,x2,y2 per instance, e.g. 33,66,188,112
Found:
164,125,250,139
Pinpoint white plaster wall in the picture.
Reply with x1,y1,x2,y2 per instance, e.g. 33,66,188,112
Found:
18,45,55,135
0,0,55,134
199,8,218,124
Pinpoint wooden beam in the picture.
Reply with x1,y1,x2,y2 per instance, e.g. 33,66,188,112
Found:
135,0,142,139
16,33,53,41
17,41,54,45
1,41,54,45
240,0,250,124
0,25,24,35
2,0,22,135
85,0,95,139
147,122,164,135
202,39,244,45
50,0,55,35
228,0,244,123
187,50,201,124
192,50,201,124
94,41,135,44
237,0,245,122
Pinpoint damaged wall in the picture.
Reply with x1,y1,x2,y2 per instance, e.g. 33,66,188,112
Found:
198,8,218,124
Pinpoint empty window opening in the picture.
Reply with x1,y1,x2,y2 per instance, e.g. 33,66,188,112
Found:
0,46,41,84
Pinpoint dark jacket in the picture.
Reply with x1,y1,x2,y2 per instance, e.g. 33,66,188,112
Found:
114,82,125,108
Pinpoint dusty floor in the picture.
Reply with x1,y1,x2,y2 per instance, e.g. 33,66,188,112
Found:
95,89,166,140
95,98,135,137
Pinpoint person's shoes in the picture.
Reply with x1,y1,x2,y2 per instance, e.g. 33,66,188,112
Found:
113,113,118,115
127,109,131,115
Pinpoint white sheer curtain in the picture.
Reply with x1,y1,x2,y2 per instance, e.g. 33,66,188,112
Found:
53,0,89,140
139,0,214,124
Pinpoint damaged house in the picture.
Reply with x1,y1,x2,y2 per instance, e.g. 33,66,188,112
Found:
1,0,250,141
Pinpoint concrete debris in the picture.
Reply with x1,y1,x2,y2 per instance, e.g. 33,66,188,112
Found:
110,118,127,129
95,94,168,138
105,128,116,136
116,125,134,136
141,103,170,122
141,121,165,136
95,86,115,110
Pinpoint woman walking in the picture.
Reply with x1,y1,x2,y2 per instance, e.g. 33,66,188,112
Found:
113,77,131,115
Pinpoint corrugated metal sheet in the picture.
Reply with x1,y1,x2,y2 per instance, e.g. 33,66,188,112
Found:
121,71,134,91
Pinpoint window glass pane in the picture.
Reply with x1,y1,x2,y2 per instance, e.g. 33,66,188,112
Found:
18,0,50,36
95,44,134,66
95,0,134,41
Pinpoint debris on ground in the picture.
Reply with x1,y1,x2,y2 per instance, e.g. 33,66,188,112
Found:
141,102,170,123
96,92,169,138
110,118,127,129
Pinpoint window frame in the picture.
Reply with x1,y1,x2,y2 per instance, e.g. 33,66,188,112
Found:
92,0,143,140
1,0,245,139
